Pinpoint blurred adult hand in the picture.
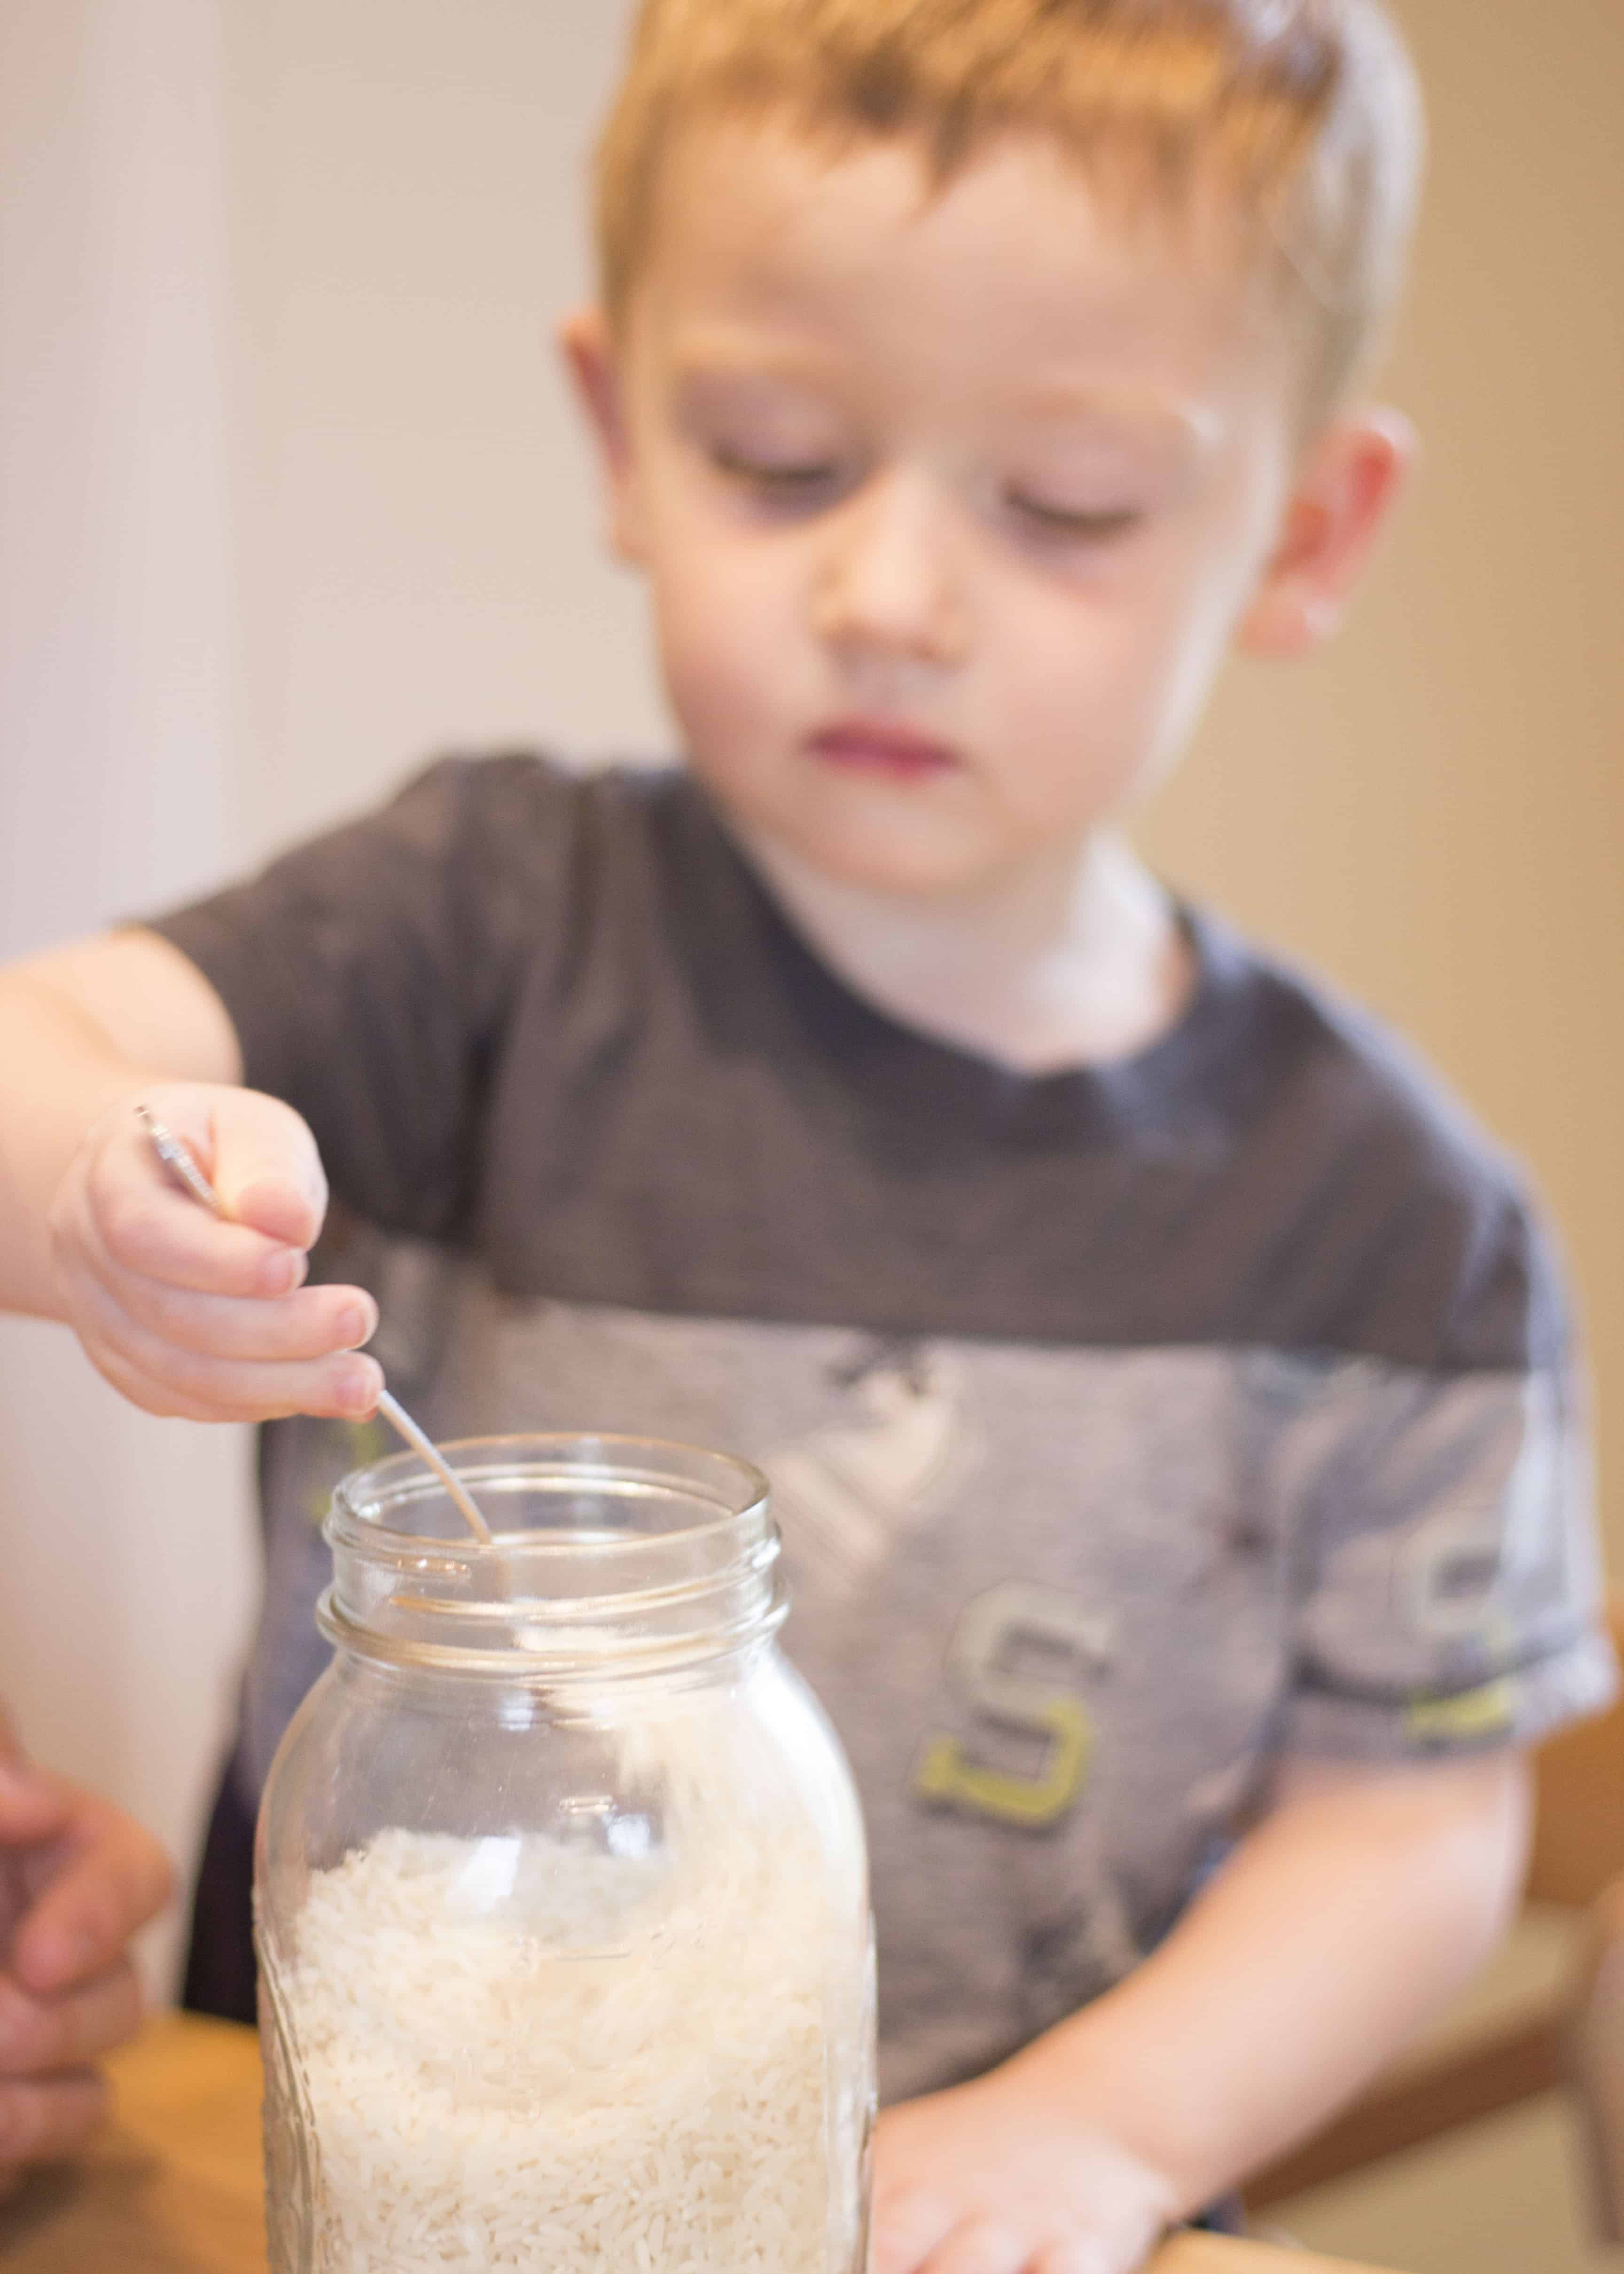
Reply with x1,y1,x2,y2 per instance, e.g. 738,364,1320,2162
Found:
0,1706,174,2196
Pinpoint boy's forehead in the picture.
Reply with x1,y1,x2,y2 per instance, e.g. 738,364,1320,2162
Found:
632,115,1288,416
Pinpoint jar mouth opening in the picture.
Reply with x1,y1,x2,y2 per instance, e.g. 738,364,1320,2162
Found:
330,1431,771,1565
323,1432,781,1676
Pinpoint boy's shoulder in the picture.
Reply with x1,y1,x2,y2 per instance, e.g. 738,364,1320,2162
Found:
365,748,724,937
1184,905,1563,1377
378,745,695,854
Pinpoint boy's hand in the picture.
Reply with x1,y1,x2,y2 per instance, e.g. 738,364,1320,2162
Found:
47,1082,382,1423
0,1717,174,2196
872,2070,1177,2274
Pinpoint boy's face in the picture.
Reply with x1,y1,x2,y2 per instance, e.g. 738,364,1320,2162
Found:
570,122,1400,896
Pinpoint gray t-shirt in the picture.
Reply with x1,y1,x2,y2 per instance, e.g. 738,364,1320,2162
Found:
153,754,1614,2103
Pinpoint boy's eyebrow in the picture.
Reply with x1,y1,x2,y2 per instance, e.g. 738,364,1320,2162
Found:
1011,383,1223,453
665,332,1218,448
666,329,846,387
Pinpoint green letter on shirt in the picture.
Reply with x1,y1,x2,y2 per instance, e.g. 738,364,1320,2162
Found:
913,1582,1107,1831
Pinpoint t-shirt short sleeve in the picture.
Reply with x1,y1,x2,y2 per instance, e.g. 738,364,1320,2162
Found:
145,754,579,1242
1279,1194,1616,1761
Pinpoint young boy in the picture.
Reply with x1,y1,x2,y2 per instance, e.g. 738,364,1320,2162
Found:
0,0,1612,2263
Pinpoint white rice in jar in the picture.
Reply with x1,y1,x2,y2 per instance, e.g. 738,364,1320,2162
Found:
275,1814,844,2273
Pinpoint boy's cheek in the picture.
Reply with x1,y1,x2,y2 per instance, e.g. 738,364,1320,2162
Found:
655,557,813,724
656,626,792,793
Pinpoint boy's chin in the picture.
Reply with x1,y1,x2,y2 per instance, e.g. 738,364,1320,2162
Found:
690,753,1065,900
747,808,1038,902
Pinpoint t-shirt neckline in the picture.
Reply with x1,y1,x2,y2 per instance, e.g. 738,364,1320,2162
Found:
671,773,1265,1150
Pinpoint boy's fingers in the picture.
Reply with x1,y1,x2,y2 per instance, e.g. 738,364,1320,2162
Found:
83,1334,383,1428
111,1084,327,1255
201,1091,328,1247
61,1263,383,1424
871,2186,960,2274
0,2069,109,2168
220,1174,320,1250
0,1961,143,2075
1030,2243,1114,2274
10,1810,173,1995
94,1264,376,1366
75,1166,299,1299
919,2218,1031,2274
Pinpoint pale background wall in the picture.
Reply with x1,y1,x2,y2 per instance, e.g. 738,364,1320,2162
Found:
0,0,1618,1993
0,0,257,1991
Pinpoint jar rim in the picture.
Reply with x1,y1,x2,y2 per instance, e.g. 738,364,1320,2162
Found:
329,1430,771,1564
321,1431,782,1681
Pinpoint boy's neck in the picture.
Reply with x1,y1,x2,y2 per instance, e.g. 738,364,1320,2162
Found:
738,826,1194,1075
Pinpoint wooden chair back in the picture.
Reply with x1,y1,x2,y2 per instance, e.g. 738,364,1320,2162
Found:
1525,1603,1624,1908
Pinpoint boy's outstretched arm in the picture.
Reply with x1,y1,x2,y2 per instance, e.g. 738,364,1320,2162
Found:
0,931,381,1420
872,1749,1530,2274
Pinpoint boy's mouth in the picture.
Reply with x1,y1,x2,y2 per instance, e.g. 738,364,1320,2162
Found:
804,720,960,780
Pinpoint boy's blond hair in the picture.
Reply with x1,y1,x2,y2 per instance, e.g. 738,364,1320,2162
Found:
595,0,1424,416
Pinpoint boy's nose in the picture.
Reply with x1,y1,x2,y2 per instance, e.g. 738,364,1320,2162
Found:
809,469,970,669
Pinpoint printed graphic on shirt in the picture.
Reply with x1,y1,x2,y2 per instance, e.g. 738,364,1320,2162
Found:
914,1583,1110,1831
761,1339,982,1596
1404,1680,1520,1745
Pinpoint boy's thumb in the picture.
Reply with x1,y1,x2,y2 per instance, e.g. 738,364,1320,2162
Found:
208,1093,329,1251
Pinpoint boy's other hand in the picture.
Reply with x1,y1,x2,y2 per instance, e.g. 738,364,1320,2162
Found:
0,1715,174,2196
872,2071,1177,2274
47,1082,383,1423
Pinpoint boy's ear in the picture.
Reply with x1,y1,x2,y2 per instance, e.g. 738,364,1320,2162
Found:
560,305,648,565
1237,408,1417,658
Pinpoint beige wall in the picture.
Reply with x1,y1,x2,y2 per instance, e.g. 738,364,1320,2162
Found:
1138,0,1624,1553
0,0,257,1992
220,0,664,855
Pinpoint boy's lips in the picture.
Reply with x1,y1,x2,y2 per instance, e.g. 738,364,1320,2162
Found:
805,720,960,780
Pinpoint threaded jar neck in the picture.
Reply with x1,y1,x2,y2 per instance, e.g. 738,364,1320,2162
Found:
319,1433,782,1685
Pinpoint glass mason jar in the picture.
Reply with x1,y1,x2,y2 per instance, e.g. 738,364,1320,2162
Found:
255,1433,874,2274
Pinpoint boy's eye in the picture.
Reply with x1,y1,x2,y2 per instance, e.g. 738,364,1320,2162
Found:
1006,492,1143,544
711,446,845,499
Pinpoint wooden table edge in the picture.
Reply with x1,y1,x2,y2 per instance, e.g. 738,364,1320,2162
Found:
0,2015,1399,2273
